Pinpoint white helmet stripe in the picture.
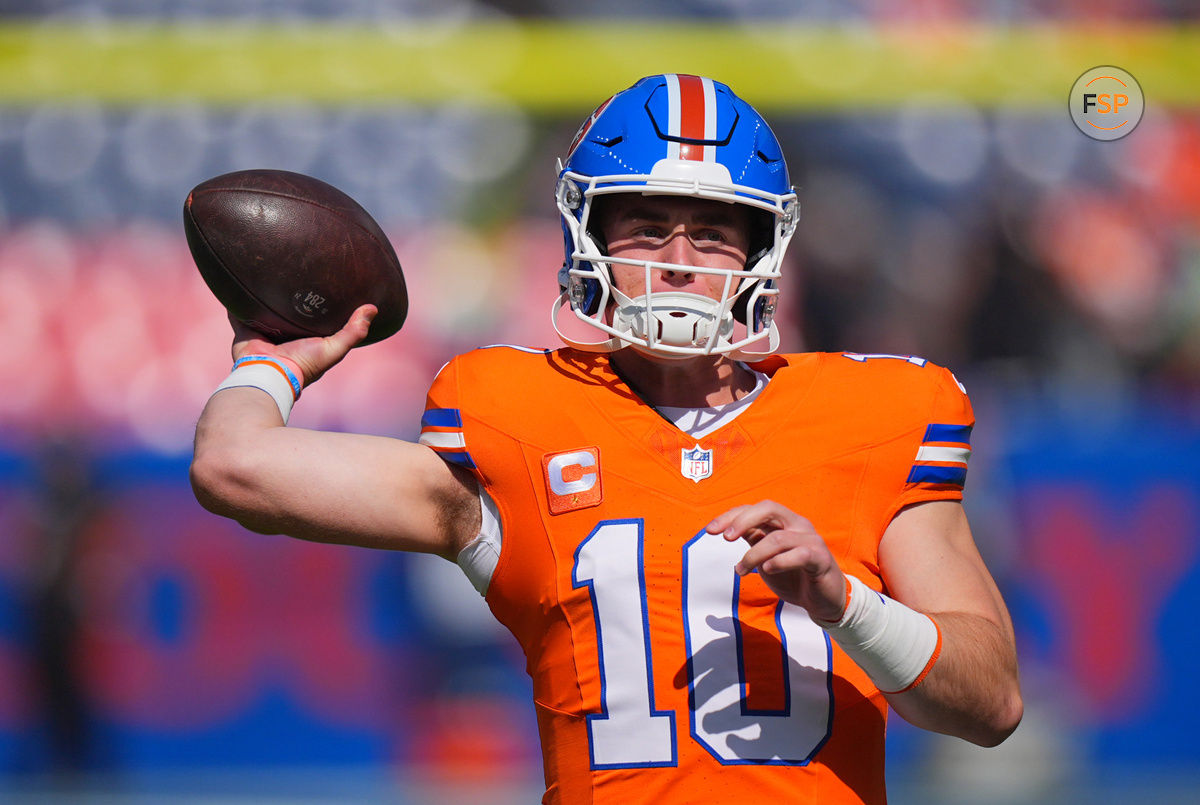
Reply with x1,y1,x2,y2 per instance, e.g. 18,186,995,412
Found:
701,76,717,162
665,73,682,160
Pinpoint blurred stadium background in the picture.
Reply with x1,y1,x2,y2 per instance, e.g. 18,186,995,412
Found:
0,1,1198,803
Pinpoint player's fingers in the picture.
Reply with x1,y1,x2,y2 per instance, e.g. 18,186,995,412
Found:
708,500,812,543
280,305,375,386
239,305,376,387
705,503,754,535
759,545,826,577
734,530,813,576
707,501,786,540
228,313,271,353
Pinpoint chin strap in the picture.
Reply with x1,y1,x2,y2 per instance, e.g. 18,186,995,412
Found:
726,326,780,362
551,291,781,360
551,292,625,353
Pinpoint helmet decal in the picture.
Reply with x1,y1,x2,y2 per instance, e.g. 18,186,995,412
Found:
657,74,719,160
566,95,614,162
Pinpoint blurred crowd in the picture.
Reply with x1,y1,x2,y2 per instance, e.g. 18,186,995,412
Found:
2,105,1197,449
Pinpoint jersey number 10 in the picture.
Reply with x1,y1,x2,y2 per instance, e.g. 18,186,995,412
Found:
573,518,834,769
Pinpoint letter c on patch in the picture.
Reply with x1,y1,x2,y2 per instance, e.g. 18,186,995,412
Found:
547,450,597,495
542,447,603,514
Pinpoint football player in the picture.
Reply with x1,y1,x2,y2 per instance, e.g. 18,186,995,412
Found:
192,74,1022,804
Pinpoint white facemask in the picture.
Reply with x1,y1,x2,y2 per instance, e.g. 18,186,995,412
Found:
610,288,735,359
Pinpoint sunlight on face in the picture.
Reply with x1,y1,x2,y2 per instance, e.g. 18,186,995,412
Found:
595,195,752,301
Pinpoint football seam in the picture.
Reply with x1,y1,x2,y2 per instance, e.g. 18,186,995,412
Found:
185,201,326,339
193,186,402,279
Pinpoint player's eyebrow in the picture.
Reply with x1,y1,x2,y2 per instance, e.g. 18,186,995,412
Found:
612,203,669,224
691,207,746,228
614,202,744,229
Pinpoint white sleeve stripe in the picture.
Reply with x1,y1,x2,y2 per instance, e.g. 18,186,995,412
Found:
914,445,971,464
418,431,466,449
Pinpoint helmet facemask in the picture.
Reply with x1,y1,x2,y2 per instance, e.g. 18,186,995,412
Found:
554,170,797,361
552,74,798,362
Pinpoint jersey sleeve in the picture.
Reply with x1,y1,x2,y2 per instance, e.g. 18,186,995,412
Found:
418,352,520,597
418,357,483,478
890,365,975,513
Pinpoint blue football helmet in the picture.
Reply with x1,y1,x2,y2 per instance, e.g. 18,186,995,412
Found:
552,73,798,360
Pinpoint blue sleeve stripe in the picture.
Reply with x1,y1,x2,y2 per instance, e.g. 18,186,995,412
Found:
438,450,477,470
923,423,972,445
421,408,463,428
907,464,967,487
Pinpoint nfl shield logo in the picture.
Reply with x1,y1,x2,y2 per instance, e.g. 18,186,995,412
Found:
680,444,713,483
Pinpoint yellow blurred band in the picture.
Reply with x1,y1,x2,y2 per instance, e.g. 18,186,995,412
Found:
0,20,1195,109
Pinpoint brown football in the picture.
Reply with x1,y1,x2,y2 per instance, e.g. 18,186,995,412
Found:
183,169,407,345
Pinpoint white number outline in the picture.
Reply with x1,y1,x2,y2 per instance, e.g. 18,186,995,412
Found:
574,519,834,770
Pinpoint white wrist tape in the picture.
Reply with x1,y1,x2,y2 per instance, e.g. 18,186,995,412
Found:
212,355,302,424
817,574,942,694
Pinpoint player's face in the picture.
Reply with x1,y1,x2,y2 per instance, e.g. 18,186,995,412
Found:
597,195,752,301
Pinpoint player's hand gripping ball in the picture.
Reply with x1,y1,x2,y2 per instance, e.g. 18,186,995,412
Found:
183,169,407,345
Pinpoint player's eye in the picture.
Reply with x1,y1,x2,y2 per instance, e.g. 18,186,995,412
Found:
631,225,665,240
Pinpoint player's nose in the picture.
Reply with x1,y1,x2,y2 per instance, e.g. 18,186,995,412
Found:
658,232,700,285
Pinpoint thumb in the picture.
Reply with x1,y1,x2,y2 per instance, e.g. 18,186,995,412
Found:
324,304,378,356
287,305,378,388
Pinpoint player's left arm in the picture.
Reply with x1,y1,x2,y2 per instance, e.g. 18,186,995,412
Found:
713,496,1022,747
877,499,1023,746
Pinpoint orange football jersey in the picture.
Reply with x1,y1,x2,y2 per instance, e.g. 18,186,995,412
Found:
421,347,973,805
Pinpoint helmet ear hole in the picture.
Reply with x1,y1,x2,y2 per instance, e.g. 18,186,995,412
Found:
732,285,753,325
732,280,777,327
745,209,775,269
572,275,604,316
734,209,779,324
584,195,614,256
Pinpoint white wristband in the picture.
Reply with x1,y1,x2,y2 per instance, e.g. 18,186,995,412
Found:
212,355,302,424
817,574,942,694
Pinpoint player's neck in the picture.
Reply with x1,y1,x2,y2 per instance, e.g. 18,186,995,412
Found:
609,348,756,409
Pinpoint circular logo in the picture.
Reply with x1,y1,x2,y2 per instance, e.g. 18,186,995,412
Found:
1069,66,1144,141
292,289,330,319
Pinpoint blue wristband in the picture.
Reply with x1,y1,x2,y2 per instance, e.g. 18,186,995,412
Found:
233,355,302,400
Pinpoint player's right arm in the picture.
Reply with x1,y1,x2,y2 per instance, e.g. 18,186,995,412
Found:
190,305,481,560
